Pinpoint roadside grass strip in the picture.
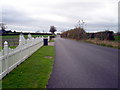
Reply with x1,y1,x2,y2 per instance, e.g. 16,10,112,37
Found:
49,40,55,42
1,46,55,88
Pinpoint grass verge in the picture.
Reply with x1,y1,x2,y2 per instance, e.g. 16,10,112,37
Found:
83,38,120,49
114,36,120,42
1,35,54,39
49,39,55,42
1,46,55,88
63,37,120,49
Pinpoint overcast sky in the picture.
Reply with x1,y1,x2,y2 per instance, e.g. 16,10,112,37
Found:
1,0,119,33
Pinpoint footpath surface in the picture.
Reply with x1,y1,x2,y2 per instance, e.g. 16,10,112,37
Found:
47,37,118,88
48,42,55,46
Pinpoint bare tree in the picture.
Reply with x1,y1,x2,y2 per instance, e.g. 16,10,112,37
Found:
0,23,7,30
49,26,57,34
77,20,86,28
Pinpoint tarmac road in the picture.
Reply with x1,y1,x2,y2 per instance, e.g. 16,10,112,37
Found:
47,37,118,88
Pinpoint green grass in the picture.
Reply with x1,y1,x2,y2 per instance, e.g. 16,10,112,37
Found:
0,34,55,50
1,35,54,39
9,46,17,49
0,47,2,51
1,46,55,88
32,35,54,38
49,39,55,42
114,36,120,42
99,43,113,47
0,35,19,39
0,80,1,89
0,46,17,51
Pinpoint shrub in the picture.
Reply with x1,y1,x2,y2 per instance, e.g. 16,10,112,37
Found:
61,27,87,40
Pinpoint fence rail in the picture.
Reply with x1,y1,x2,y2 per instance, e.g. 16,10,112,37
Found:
0,34,49,80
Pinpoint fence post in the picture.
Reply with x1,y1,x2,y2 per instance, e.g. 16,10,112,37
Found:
28,34,32,39
0,50,2,80
48,36,50,42
41,36,44,45
19,34,23,63
19,37,22,46
3,41,9,72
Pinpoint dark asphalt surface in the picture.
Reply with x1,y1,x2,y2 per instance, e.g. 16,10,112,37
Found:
47,37,118,88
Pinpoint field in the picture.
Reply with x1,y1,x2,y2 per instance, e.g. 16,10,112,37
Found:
0,34,54,50
114,36,120,42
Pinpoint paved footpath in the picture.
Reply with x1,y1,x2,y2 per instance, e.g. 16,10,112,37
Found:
47,37,118,88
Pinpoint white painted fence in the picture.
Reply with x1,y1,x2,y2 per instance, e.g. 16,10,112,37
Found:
0,34,50,80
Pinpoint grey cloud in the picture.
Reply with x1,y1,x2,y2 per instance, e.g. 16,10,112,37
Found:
85,22,118,32
2,6,75,32
2,7,33,24
2,1,118,33
55,1,105,11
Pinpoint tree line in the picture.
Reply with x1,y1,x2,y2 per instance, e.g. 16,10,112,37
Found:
61,27,115,41
0,23,57,35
